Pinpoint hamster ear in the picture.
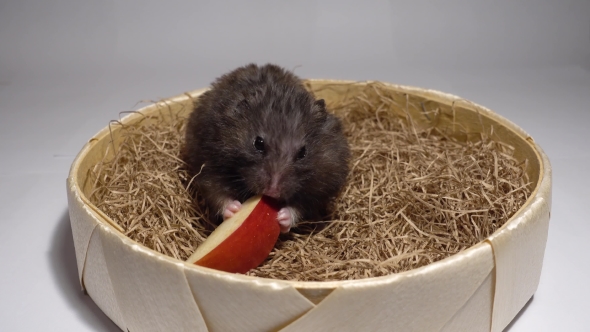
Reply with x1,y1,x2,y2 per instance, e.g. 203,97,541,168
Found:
313,99,326,112
312,99,327,121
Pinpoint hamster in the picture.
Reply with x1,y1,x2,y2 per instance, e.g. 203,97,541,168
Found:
183,63,350,233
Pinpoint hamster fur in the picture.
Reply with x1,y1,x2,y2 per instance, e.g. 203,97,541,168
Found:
183,63,350,233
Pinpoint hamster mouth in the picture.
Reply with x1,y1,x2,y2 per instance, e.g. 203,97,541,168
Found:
258,193,287,206
262,187,281,199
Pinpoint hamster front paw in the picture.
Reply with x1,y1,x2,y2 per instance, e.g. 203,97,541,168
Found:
222,200,242,219
222,199,296,233
277,207,297,233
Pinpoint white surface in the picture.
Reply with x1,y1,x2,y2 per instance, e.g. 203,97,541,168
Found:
0,1,589,331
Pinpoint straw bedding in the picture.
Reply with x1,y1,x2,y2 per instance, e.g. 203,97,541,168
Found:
89,83,530,281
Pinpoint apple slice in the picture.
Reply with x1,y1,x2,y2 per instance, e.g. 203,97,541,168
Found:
187,195,280,273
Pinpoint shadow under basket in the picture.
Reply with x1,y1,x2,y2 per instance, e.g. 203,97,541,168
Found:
67,80,551,332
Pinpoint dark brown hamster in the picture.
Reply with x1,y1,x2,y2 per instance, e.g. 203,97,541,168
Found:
183,63,350,233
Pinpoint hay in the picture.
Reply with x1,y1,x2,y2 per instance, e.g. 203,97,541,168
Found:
89,83,531,281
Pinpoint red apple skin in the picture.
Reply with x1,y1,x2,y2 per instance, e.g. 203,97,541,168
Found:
194,196,280,274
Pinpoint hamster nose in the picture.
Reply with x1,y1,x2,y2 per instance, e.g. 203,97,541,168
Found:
263,186,281,199
263,174,281,198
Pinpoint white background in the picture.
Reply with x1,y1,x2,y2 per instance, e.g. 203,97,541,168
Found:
1,1,589,331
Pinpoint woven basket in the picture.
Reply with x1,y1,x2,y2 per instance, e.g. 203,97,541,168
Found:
67,80,551,332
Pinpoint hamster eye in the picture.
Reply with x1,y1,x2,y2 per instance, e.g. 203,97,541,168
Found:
253,136,265,152
295,146,307,160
